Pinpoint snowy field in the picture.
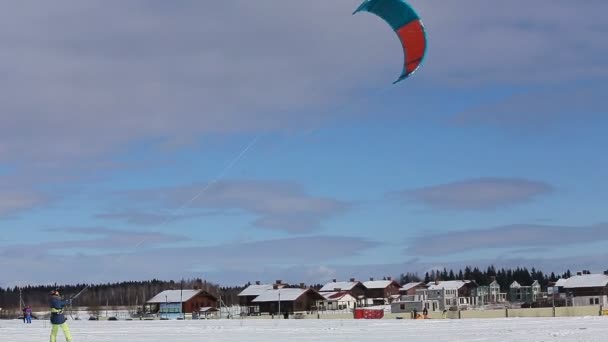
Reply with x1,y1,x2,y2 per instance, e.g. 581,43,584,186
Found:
2,317,608,341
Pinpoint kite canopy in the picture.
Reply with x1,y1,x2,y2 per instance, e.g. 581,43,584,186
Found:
354,0,427,83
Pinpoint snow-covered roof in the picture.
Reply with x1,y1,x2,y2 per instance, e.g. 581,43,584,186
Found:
251,289,310,302
510,281,521,288
321,291,354,301
147,290,202,304
363,280,398,289
320,281,359,292
563,274,608,289
238,284,276,297
400,282,425,292
554,278,568,287
427,281,470,290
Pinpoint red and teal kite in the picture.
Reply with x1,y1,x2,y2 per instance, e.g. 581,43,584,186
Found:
354,0,427,84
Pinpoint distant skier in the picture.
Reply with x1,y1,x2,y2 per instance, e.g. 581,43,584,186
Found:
49,290,73,342
23,305,32,323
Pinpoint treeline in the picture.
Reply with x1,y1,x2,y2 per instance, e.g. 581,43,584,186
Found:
399,265,576,292
0,278,225,311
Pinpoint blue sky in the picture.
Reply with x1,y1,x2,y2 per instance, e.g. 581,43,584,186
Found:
1,0,607,287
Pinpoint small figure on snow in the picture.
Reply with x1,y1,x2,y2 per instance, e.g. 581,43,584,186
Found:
49,290,73,342
23,305,32,323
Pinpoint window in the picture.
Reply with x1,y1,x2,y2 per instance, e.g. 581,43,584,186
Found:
590,298,595,305
595,298,600,305
400,304,405,310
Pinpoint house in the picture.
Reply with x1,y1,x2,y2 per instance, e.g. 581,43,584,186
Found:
363,278,402,305
146,289,217,319
317,291,358,311
509,280,541,304
399,282,428,296
561,272,608,306
474,280,507,305
427,280,479,310
319,278,367,307
392,287,439,313
238,280,288,315
251,288,325,315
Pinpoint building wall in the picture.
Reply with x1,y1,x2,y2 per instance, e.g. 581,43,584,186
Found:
572,295,608,307
183,293,217,313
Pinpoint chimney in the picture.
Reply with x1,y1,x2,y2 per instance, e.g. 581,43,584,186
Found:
350,278,356,282
370,277,374,281
276,280,282,285
577,272,582,276
333,279,337,282
604,270,608,276
387,276,392,281
255,281,261,285
300,283,306,289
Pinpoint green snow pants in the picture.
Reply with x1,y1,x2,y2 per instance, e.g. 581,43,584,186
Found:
50,323,72,342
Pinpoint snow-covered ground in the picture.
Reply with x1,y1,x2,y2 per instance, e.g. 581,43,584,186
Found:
2,317,607,341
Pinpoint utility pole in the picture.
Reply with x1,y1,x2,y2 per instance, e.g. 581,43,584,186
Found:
180,279,183,319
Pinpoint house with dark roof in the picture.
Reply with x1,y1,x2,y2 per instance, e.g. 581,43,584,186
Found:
363,278,401,305
319,278,367,300
317,291,358,311
146,289,217,320
251,288,324,315
399,282,428,296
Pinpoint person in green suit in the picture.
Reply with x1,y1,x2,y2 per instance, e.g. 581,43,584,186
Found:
49,290,73,342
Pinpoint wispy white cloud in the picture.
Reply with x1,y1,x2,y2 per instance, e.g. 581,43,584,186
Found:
109,180,351,233
452,86,608,127
405,223,608,256
0,190,49,217
0,233,380,286
390,177,553,211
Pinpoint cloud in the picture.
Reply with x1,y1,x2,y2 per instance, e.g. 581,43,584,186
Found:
452,86,608,126
110,180,350,233
95,210,217,226
0,190,49,217
0,234,380,286
405,223,608,256
414,0,608,85
1,0,607,166
0,227,189,255
0,0,388,165
391,177,553,211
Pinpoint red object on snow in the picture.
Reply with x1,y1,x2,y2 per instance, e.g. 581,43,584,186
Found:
353,308,384,319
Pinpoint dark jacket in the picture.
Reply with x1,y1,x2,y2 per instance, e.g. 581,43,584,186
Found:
50,296,71,324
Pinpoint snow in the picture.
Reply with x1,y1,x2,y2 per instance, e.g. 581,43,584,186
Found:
2,317,608,341
238,284,277,297
563,274,608,289
320,282,359,292
427,280,469,290
251,288,308,302
147,290,202,304
362,280,396,289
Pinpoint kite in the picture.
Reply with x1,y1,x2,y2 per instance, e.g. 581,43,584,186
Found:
354,0,427,83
